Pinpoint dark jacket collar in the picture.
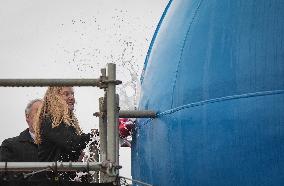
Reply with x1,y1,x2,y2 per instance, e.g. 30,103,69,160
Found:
18,128,34,143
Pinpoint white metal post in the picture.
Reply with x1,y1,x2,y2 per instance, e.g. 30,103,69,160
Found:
106,63,118,181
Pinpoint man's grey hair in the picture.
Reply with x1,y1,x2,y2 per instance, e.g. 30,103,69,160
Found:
25,99,42,115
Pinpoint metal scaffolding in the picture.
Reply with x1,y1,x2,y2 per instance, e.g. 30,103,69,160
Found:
0,63,157,184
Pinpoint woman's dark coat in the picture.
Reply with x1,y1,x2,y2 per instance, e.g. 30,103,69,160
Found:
38,116,91,162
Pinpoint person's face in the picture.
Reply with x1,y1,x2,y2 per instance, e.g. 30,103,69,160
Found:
59,87,75,111
26,101,42,133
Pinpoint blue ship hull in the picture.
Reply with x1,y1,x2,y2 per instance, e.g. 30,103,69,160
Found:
132,0,284,185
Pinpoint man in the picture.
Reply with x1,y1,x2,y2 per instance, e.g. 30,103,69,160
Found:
0,99,42,162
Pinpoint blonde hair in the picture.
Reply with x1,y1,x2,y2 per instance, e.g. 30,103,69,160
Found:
34,87,82,144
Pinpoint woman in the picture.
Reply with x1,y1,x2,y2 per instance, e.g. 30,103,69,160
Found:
34,87,92,162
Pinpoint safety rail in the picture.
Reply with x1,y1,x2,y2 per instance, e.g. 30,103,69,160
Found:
0,162,102,172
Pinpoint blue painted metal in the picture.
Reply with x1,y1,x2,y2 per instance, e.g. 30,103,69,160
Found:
132,0,284,186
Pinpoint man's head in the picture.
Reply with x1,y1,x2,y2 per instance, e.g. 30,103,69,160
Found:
25,99,42,133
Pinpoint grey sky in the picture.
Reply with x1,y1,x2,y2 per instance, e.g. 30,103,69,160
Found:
0,0,167,178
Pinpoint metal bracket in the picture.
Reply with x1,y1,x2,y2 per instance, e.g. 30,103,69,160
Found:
100,161,122,177
97,78,122,89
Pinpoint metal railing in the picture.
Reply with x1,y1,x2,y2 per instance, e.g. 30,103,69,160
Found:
0,162,102,172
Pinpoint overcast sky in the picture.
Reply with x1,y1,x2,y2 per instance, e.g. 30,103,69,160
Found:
0,0,167,178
